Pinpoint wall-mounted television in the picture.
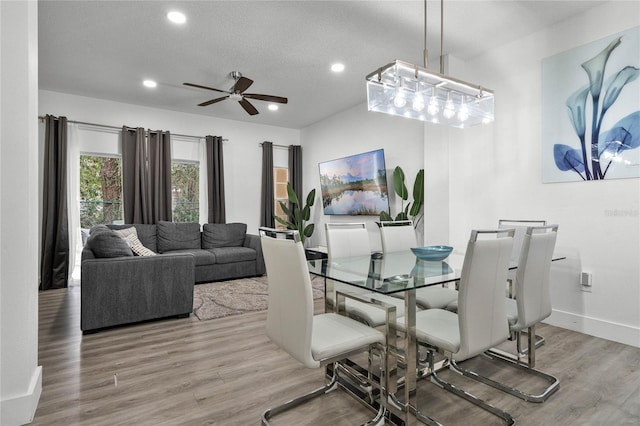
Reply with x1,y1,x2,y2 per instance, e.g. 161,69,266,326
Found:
318,149,390,215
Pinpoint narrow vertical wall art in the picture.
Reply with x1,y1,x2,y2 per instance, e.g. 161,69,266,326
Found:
542,26,639,183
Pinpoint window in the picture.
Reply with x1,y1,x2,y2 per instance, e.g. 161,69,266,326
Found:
171,162,199,222
274,167,289,229
80,155,123,228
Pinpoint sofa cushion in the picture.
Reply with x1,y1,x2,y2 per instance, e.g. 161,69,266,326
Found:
164,249,215,266
86,229,134,258
157,221,201,253
207,247,256,264
202,223,247,249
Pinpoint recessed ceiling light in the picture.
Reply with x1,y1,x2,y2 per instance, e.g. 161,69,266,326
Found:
143,79,157,88
268,104,279,111
331,63,345,73
167,11,186,24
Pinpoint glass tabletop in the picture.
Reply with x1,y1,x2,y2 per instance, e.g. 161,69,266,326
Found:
308,249,464,295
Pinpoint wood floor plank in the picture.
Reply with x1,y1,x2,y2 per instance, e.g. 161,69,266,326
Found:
32,287,640,425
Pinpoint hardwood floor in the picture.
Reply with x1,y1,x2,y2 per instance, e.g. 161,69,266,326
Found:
33,286,640,425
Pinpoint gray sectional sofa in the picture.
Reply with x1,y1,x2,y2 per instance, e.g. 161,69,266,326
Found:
80,221,265,333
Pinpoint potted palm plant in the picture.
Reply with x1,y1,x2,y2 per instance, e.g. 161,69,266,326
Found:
275,182,316,244
380,166,424,227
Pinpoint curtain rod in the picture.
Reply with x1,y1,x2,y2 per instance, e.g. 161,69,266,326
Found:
37,116,228,141
258,142,289,149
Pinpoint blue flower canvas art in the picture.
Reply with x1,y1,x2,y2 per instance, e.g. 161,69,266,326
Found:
542,26,640,183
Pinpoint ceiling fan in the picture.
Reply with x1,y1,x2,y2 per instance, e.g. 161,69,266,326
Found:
183,71,288,116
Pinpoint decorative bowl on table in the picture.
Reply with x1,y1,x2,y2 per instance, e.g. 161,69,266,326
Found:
411,246,453,261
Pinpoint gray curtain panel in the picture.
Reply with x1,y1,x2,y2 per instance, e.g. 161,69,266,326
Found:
288,144,303,206
148,130,172,223
260,141,274,228
122,127,150,223
40,115,69,290
206,135,226,224
122,127,172,224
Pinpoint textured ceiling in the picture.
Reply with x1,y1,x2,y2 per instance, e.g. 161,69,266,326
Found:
38,0,606,129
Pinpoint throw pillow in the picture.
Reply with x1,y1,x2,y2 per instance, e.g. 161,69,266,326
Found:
202,223,247,248
86,229,134,258
113,227,156,256
157,221,201,253
112,226,137,240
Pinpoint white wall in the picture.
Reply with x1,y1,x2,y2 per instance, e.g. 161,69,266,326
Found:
39,90,301,234
0,1,42,424
449,1,640,347
301,103,424,251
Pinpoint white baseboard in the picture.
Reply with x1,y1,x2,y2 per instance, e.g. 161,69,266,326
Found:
546,309,640,348
1,366,42,426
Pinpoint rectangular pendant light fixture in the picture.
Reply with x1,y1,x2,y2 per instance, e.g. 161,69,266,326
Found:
365,60,494,128
365,0,494,128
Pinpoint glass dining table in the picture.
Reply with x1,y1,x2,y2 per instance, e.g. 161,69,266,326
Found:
308,249,466,425
308,249,564,425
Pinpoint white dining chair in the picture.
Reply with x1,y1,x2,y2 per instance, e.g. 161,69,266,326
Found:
378,220,458,310
479,224,560,402
325,222,405,328
499,219,547,297
499,218,549,352
395,229,516,425
259,227,389,426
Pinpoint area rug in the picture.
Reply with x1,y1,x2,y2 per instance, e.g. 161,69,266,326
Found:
192,275,325,321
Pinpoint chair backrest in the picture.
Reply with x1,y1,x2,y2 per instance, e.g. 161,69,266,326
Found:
259,227,319,368
378,220,416,253
325,223,371,259
498,219,547,264
514,225,558,329
456,229,514,361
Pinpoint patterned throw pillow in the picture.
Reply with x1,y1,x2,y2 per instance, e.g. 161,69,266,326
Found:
113,227,156,257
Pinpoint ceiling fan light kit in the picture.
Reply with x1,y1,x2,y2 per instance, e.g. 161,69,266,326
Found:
365,0,494,128
183,71,288,116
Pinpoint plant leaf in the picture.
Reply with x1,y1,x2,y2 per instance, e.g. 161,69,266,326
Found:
286,182,299,206
303,224,314,238
275,216,293,228
565,85,590,138
553,144,585,172
279,201,292,217
602,66,640,112
379,211,392,221
305,188,316,207
302,205,310,221
581,36,622,98
409,169,424,217
395,212,408,221
393,166,408,201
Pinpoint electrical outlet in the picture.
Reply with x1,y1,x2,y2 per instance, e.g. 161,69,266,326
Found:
580,271,592,292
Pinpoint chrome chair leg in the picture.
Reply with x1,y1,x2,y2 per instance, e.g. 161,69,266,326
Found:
261,367,339,425
430,352,516,425
262,353,387,426
465,349,560,403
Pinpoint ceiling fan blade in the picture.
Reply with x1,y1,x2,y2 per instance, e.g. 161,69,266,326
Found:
183,82,229,94
198,96,229,107
239,98,259,115
244,93,288,104
233,76,254,93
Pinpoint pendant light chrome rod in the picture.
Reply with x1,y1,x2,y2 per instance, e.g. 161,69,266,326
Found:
423,0,428,69
440,0,445,74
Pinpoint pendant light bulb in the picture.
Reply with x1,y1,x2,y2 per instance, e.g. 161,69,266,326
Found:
457,102,469,122
443,92,455,119
394,91,406,108
412,93,425,112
